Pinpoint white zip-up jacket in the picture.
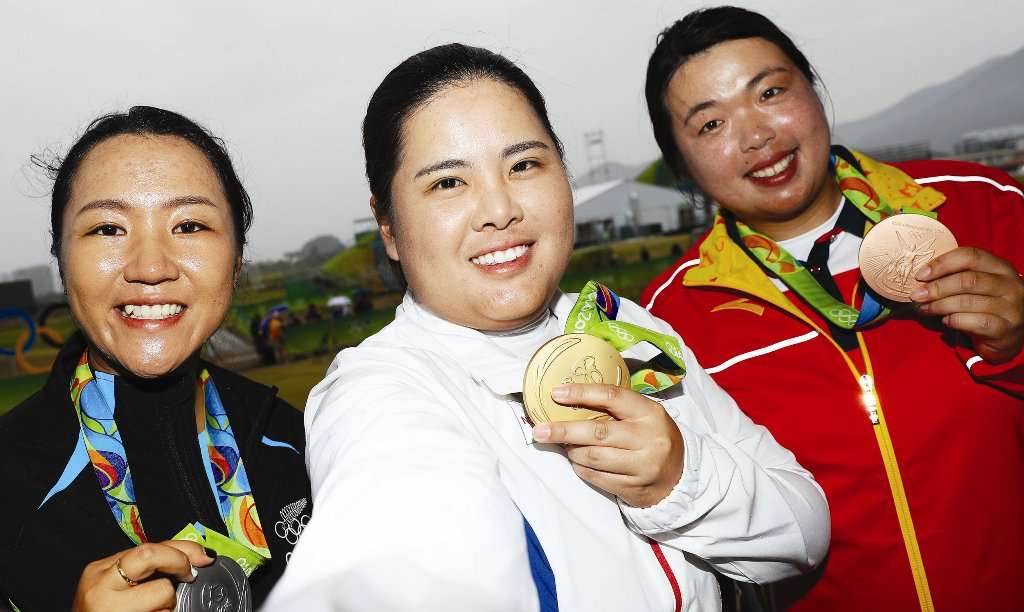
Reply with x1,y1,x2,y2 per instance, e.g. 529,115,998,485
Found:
264,292,829,611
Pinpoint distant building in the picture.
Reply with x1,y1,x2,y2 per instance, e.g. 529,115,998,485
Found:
0,280,37,313
12,264,55,298
353,217,379,244
952,125,1024,171
957,125,1024,154
572,179,699,245
862,142,932,163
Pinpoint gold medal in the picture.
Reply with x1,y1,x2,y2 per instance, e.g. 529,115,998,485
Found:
522,333,629,424
859,214,958,302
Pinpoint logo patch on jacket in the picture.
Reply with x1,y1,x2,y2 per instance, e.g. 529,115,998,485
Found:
710,298,765,316
275,497,311,561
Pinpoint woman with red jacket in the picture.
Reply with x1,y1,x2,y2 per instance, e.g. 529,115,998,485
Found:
641,6,1024,611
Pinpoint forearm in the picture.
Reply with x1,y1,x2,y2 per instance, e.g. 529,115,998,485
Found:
619,423,830,583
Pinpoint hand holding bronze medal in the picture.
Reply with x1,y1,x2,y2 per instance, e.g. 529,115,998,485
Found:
859,214,958,302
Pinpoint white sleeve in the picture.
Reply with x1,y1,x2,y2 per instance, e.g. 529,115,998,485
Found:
618,312,831,585
262,357,539,612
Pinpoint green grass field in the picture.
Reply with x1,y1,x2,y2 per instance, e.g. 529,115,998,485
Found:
0,373,48,416
243,356,335,409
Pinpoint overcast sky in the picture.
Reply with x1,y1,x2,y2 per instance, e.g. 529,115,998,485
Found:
2,0,1021,275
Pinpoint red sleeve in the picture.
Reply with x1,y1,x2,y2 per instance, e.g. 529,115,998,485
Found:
917,162,1024,396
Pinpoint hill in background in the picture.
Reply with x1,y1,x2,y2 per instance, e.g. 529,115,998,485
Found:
835,46,1024,152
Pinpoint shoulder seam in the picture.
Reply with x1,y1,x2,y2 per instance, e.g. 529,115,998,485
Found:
644,258,701,311
915,174,1023,200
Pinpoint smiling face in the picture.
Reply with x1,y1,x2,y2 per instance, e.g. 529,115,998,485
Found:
380,78,574,331
61,134,239,378
665,37,841,239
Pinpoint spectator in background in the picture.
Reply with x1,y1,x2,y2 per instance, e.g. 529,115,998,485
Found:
249,312,273,365
267,310,286,364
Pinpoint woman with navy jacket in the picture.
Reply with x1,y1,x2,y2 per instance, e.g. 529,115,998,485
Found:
0,107,312,611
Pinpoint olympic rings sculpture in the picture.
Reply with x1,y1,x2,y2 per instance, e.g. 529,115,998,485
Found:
0,304,69,374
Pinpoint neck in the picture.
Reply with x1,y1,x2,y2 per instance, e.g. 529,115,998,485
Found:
745,178,843,240
87,347,206,434
479,303,553,337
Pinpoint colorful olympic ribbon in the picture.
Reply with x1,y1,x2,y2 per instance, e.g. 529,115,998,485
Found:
565,281,686,393
70,352,270,568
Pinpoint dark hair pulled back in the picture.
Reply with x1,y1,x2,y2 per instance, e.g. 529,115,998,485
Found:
362,43,565,224
36,105,253,262
646,6,819,178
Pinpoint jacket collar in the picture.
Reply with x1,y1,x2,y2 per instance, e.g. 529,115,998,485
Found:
683,148,947,319
396,291,571,396
35,331,268,452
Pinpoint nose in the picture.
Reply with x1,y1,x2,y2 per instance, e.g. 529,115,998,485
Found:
122,231,180,285
740,120,776,152
471,180,524,232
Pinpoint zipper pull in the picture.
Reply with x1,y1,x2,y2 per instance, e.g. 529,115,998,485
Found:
859,374,880,425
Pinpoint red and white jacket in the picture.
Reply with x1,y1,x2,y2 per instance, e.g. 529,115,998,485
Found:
642,158,1024,611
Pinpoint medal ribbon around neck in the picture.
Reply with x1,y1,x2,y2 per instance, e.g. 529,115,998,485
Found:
70,351,270,561
728,149,938,331
565,281,686,393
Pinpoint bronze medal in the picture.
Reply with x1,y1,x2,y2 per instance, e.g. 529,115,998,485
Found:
859,214,958,302
522,333,629,425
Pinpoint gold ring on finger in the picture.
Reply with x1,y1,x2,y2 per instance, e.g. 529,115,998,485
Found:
115,557,139,586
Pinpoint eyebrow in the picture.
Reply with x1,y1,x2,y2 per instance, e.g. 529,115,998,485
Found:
502,140,549,157
413,140,551,179
414,158,469,179
683,66,789,126
75,195,217,216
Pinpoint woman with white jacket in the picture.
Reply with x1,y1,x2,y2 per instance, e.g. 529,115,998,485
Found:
265,43,829,612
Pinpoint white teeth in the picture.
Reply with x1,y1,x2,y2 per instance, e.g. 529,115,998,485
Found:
120,303,183,320
750,153,795,179
471,245,530,266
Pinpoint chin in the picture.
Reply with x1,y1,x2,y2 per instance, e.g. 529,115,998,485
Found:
105,338,193,379
483,285,554,327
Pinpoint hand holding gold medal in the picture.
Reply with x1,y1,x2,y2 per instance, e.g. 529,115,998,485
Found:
522,333,629,424
527,283,688,508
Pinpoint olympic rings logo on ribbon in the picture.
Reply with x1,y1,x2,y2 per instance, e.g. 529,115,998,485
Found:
0,304,69,374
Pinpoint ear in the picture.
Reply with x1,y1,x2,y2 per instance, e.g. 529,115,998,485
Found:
370,195,400,262
233,256,243,286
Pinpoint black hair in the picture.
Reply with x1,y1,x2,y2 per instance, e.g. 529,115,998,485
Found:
362,42,565,226
35,105,253,262
646,6,819,178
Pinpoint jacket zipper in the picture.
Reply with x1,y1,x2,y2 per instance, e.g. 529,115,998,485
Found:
804,316,935,612
855,337,934,612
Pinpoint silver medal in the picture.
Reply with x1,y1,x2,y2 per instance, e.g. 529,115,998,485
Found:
174,557,253,612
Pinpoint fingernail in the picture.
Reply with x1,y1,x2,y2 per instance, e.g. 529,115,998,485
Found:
532,424,550,441
550,386,569,400
910,288,928,301
204,547,218,559
915,266,931,281
190,563,198,579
